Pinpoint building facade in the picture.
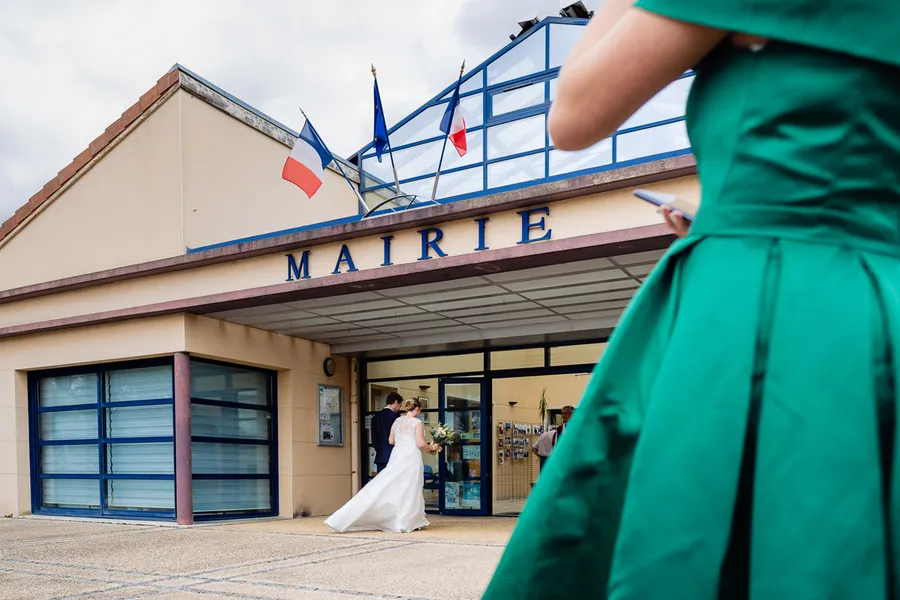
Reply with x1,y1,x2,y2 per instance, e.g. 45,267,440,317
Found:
0,17,698,523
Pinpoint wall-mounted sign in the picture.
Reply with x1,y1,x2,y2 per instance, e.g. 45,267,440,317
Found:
285,206,552,282
317,384,343,446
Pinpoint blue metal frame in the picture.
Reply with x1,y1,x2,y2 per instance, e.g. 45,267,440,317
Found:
354,17,694,208
438,377,490,517
189,357,279,522
28,357,177,521
28,356,279,522
359,338,609,515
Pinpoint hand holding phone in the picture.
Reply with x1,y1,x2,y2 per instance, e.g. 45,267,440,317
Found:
633,189,696,222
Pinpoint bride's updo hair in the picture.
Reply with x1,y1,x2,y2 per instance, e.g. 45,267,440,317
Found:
403,398,421,412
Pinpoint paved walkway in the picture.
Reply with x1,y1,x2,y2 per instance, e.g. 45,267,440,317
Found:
0,516,514,600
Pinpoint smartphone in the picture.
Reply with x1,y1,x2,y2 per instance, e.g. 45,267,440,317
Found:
634,189,696,222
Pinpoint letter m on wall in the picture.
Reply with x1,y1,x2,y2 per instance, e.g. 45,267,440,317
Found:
286,251,311,281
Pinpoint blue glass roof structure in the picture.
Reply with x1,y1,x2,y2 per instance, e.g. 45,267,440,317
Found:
354,16,694,211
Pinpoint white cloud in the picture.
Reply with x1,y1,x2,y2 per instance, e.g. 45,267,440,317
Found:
0,0,596,220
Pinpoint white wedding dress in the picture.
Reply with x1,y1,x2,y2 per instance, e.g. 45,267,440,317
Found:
325,416,430,533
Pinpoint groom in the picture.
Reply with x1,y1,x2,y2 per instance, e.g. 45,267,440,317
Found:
371,392,402,474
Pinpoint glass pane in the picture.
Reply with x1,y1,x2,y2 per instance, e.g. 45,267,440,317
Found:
106,366,173,402
106,443,174,474
436,166,484,200
397,177,435,202
616,120,690,162
491,82,546,117
549,78,558,102
390,103,446,147
367,378,438,413
40,410,97,441
394,139,443,181
442,401,482,511
488,29,546,85
41,445,99,474
491,348,544,370
442,74,482,98
551,343,607,366
361,155,394,189
192,442,270,475
487,114,546,160
621,76,693,130
190,361,269,406
367,354,482,380
106,405,173,438
550,23,584,68
193,479,272,513
38,374,97,407
459,93,484,128
444,384,482,410
106,479,174,512
42,478,100,509
488,152,546,189
549,139,613,176
191,404,270,440
441,130,483,171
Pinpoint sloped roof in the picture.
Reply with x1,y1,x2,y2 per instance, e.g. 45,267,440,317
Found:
0,65,358,247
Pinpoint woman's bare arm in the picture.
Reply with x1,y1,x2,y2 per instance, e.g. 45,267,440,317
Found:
415,421,428,450
549,7,727,150
389,421,396,446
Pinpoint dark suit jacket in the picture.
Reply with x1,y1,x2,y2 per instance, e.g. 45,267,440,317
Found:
371,407,399,465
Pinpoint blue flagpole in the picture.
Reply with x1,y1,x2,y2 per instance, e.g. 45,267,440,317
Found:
431,60,465,202
299,107,370,213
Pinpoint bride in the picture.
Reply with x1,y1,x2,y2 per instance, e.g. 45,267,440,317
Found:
325,397,440,533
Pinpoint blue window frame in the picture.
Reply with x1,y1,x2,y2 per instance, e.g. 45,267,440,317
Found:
28,357,279,521
189,358,278,521
354,17,695,215
29,358,177,520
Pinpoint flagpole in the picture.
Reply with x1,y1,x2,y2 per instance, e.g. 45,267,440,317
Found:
298,107,370,213
431,60,465,202
371,65,402,195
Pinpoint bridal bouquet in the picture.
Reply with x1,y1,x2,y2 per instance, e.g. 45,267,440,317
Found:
429,423,457,452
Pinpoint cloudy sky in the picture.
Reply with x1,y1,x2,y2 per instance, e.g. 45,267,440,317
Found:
0,0,603,221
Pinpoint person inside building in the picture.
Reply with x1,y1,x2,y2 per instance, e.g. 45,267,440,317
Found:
531,427,556,471
371,392,401,474
555,405,574,441
483,0,900,597
326,397,440,533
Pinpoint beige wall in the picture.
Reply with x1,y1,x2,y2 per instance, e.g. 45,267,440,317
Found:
0,175,698,330
180,93,357,251
184,315,352,518
0,313,352,520
0,98,185,291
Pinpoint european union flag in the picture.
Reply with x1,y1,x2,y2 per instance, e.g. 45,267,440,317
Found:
373,78,389,163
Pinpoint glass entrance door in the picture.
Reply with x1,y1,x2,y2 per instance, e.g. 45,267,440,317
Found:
438,378,489,515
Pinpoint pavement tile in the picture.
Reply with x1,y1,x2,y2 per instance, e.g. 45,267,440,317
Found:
193,580,415,600
2,529,367,576
208,540,399,580
0,570,119,600
236,541,501,600
0,519,143,545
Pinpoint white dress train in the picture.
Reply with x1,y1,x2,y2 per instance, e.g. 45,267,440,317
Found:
325,416,430,533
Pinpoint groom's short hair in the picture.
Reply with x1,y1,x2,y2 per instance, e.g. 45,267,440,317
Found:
385,392,403,405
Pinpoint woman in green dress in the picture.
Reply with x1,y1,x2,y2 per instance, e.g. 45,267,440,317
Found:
483,1,900,598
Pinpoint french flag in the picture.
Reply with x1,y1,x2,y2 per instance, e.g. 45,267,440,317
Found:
440,81,467,157
282,120,333,198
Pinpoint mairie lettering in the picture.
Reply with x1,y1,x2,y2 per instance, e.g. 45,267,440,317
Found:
284,206,551,282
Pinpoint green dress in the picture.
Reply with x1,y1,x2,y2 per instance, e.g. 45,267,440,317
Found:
483,3,900,599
